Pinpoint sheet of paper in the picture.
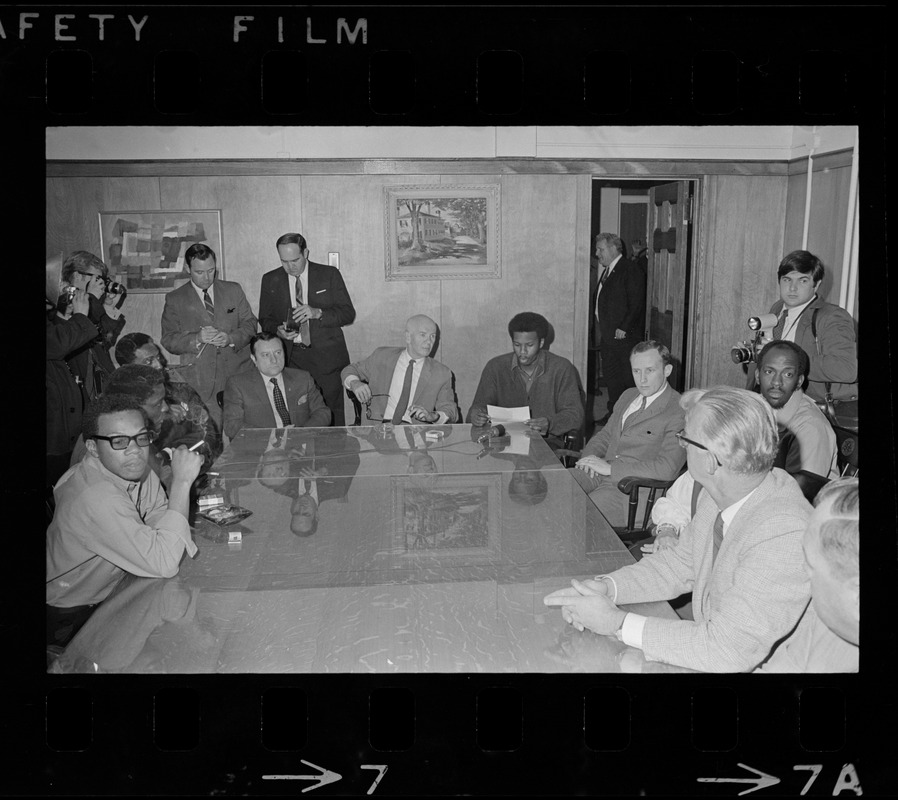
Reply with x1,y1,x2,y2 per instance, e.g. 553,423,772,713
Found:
486,404,530,423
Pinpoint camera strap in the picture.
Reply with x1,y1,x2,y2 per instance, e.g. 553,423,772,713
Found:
810,306,840,423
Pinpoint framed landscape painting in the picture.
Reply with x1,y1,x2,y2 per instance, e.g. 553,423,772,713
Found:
98,209,224,293
384,184,500,280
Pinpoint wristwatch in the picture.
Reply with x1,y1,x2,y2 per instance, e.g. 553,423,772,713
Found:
654,522,679,538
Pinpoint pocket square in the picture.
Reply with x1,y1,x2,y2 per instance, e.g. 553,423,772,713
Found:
226,307,236,313
296,394,308,405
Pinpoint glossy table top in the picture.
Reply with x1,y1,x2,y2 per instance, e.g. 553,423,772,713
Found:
54,425,677,674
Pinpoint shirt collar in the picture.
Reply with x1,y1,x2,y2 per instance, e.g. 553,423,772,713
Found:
773,387,804,426
783,294,817,318
720,484,760,532
605,253,623,273
191,281,213,300
81,450,148,493
637,381,669,410
509,349,547,374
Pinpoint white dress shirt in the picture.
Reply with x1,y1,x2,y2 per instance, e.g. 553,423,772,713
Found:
191,281,215,307
620,382,668,428
780,295,816,342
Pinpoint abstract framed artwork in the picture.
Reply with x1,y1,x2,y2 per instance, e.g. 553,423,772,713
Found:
98,209,224,293
383,184,500,280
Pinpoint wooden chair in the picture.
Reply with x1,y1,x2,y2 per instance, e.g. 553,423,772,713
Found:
833,426,859,477
613,475,677,545
346,388,363,426
216,390,224,409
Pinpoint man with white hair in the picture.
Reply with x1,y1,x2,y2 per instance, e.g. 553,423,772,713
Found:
544,385,811,672
341,314,459,424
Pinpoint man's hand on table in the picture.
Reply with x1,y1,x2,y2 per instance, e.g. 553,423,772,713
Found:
469,407,490,427
408,404,437,423
544,578,625,635
575,455,611,478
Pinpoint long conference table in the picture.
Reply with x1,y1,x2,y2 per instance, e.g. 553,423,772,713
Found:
53,424,679,674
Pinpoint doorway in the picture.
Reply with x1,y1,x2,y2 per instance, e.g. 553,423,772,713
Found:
587,178,698,434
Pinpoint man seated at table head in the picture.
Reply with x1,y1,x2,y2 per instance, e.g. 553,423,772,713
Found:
47,394,203,648
341,314,459,424
115,332,223,462
757,477,858,672
223,332,331,439
467,311,584,451
571,340,686,528
544,385,812,672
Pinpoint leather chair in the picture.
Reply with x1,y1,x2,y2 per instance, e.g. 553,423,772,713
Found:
216,390,224,410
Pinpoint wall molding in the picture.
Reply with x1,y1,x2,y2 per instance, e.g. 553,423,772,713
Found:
46,158,791,179
786,147,854,175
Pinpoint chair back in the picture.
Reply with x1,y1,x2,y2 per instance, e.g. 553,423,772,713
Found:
216,390,224,409
346,389,363,426
833,426,858,477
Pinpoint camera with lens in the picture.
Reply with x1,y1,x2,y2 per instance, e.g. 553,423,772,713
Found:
102,276,128,303
730,313,778,364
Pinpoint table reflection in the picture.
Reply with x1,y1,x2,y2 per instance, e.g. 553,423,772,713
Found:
55,425,676,673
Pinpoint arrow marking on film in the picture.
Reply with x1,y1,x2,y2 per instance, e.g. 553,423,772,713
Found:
697,763,781,796
263,760,343,793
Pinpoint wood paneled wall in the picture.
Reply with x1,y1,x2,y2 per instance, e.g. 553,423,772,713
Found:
47,172,590,420
692,174,789,389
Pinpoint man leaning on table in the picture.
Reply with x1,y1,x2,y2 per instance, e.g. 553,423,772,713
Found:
544,386,811,673
47,394,203,648
341,314,459,424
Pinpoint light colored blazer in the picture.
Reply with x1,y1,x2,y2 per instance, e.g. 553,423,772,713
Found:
160,279,258,404
581,385,686,484
222,367,331,439
610,468,812,672
340,347,459,423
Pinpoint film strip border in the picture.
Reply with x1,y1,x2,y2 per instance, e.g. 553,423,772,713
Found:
0,6,886,122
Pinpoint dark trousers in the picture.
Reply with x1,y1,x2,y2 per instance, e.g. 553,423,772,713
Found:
601,338,635,411
289,349,346,427
47,603,98,648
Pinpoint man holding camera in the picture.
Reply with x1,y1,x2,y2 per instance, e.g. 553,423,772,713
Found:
258,233,356,426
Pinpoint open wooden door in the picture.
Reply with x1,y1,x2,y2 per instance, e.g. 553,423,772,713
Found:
646,181,693,391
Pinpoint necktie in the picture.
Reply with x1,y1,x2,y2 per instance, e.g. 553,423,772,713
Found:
711,512,724,565
391,359,415,425
639,395,647,412
771,308,786,340
271,378,292,426
595,267,609,318
203,290,214,318
295,279,311,346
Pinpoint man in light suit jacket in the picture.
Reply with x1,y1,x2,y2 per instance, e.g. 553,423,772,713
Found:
572,341,686,528
341,314,459,424
258,232,356,425
594,233,647,421
545,385,812,673
161,244,257,426
222,333,331,439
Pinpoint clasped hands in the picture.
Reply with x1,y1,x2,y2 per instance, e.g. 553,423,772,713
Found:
543,578,626,636
199,325,231,348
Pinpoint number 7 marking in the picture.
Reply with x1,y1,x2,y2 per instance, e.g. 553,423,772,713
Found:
361,765,388,795
794,764,823,795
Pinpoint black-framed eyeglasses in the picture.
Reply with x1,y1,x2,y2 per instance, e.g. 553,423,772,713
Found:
675,431,722,467
365,394,390,420
91,431,156,450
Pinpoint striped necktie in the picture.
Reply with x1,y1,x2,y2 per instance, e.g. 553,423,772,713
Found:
771,309,786,340
295,279,311,346
271,378,292,426
203,290,214,319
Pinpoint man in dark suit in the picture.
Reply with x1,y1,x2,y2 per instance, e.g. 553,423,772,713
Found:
160,244,257,426
340,314,459,424
594,233,647,422
222,332,331,439
258,232,356,426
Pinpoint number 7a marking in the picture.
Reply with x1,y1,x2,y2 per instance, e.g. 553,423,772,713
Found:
794,765,823,795
361,765,388,795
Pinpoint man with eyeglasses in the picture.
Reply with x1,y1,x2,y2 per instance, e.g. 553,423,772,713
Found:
47,394,203,648
258,232,356,426
545,385,812,672
222,332,331,439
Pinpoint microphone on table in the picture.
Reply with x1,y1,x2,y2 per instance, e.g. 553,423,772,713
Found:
477,424,505,444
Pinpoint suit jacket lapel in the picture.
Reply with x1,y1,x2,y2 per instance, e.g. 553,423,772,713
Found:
622,385,671,431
